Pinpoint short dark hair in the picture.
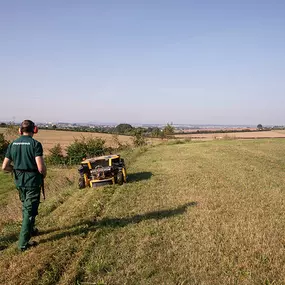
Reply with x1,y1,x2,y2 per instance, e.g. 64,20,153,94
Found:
21,120,35,133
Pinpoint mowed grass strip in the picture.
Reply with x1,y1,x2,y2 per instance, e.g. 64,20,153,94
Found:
1,139,285,285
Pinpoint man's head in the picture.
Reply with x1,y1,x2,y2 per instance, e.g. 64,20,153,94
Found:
19,120,38,135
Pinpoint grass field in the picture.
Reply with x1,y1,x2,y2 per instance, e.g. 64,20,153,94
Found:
1,139,285,285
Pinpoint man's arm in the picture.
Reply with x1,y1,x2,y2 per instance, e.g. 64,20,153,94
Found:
35,156,47,178
2,157,13,173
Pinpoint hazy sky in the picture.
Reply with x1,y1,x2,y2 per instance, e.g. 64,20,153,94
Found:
1,0,284,125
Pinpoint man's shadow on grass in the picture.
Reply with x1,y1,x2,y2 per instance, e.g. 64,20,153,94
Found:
0,245,8,251
127,172,153,183
0,231,18,251
0,232,18,244
39,201,197,244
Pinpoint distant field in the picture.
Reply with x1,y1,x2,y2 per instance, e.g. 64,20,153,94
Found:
1,139,285,285
275,130,285,134
2,127,285,156
35,129,134,154
175,130,285,140
0,128,160,155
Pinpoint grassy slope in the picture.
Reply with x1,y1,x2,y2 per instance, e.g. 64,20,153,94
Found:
1,140,285,285
0,171,15,206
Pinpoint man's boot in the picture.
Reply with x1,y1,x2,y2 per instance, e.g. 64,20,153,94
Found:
20,241,38,252
31,227,39,236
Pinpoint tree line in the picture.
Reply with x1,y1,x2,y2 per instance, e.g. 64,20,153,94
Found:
39,123,175,138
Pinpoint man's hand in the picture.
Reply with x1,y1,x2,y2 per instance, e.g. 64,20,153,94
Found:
1,158,13,173
35,156,47,178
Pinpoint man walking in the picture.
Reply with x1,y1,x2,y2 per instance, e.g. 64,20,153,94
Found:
2,120,47,251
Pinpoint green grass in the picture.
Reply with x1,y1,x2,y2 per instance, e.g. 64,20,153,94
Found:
0,172,15,205
1,140,285,285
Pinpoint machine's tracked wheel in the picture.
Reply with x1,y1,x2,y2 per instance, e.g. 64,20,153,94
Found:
117,171,124,185
78,177,85,189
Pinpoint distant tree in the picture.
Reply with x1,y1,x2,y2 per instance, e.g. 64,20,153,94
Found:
0,123,7,128
151,127,161,137
163,123,175,137
45,143,66,165
135,127,146,134
115,124,133,134
66,136,106,164
0,133,9,160
132,131,147,147
257,124,263,130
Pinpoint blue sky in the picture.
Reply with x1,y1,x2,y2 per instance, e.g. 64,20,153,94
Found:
1,0,284,125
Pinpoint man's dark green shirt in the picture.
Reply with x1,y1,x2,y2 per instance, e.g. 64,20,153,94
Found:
5,135,43,187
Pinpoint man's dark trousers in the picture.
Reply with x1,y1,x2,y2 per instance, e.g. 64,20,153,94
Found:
17,186,41,250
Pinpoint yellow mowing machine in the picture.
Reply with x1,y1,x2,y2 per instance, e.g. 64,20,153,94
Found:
78,154,127,188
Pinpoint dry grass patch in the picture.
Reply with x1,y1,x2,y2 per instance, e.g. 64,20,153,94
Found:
175,130,285,140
